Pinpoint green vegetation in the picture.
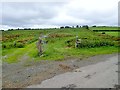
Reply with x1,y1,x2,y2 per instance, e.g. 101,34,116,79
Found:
2,27,120,63
89,26,118,30
104,32,119,37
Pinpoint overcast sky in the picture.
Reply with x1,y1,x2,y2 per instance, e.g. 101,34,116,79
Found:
0,0,119,30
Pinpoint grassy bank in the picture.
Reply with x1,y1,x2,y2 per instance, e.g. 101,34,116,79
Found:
2,27,120,63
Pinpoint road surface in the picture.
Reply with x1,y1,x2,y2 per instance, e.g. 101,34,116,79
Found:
28,54,118,88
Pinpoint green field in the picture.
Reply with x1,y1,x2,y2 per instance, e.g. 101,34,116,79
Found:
89,26,119,30
104,32,119,37
1,27,120,63
96,32,119,37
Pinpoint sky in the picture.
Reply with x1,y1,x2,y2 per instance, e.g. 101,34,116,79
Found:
0,0,119,30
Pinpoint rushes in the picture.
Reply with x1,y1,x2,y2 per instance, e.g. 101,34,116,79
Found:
77,40,115,48
66,39,116,48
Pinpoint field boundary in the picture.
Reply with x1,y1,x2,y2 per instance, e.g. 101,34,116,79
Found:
93,30,120,32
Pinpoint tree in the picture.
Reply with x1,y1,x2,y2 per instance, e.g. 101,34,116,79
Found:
76,25,79,28
92,25,96,27
82,25,89,29
60,26,64,29
65,26,71,28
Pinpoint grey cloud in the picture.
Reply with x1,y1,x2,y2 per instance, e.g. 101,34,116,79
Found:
2,2,66,27
1,0,118,29
65,7,117,26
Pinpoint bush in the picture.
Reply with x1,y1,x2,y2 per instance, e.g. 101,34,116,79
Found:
27,38,38,44
60,26,64,29
102,32,105,34
92,25,96,27
2,43,14,49
65,39,75,47
2,44,6,48
65,26,71,28
16,42,24,48
76,25,79,28
82,25,89,29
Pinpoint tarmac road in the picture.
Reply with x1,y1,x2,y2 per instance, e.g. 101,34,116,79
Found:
28,54,119,88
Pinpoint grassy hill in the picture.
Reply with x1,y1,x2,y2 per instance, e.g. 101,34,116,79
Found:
1,27,119,63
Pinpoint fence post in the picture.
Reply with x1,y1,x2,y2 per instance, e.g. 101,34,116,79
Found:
37,37,43,56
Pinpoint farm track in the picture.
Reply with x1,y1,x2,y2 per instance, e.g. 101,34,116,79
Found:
28,54,119,88
2,53,119,88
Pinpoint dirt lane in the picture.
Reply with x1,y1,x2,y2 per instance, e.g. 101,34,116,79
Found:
28,54,118,88
2,53,119,88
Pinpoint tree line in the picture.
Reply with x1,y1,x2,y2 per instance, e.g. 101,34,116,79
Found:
60,25,89,29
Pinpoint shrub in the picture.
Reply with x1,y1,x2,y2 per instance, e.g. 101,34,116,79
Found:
65,26,71,28
27,38,38,44
92,25,96,27
102,32,105,34
16,42,24,48
2,42,25,49
82,25,89,29
2,43,14,49
65,39,75,47
2,44,6,48
76,25,79,28
60,26,64,29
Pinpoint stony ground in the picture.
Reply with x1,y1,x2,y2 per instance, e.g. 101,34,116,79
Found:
28,54,119,88
2,53,119,88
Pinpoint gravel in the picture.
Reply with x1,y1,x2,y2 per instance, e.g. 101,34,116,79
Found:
2,53,119,88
